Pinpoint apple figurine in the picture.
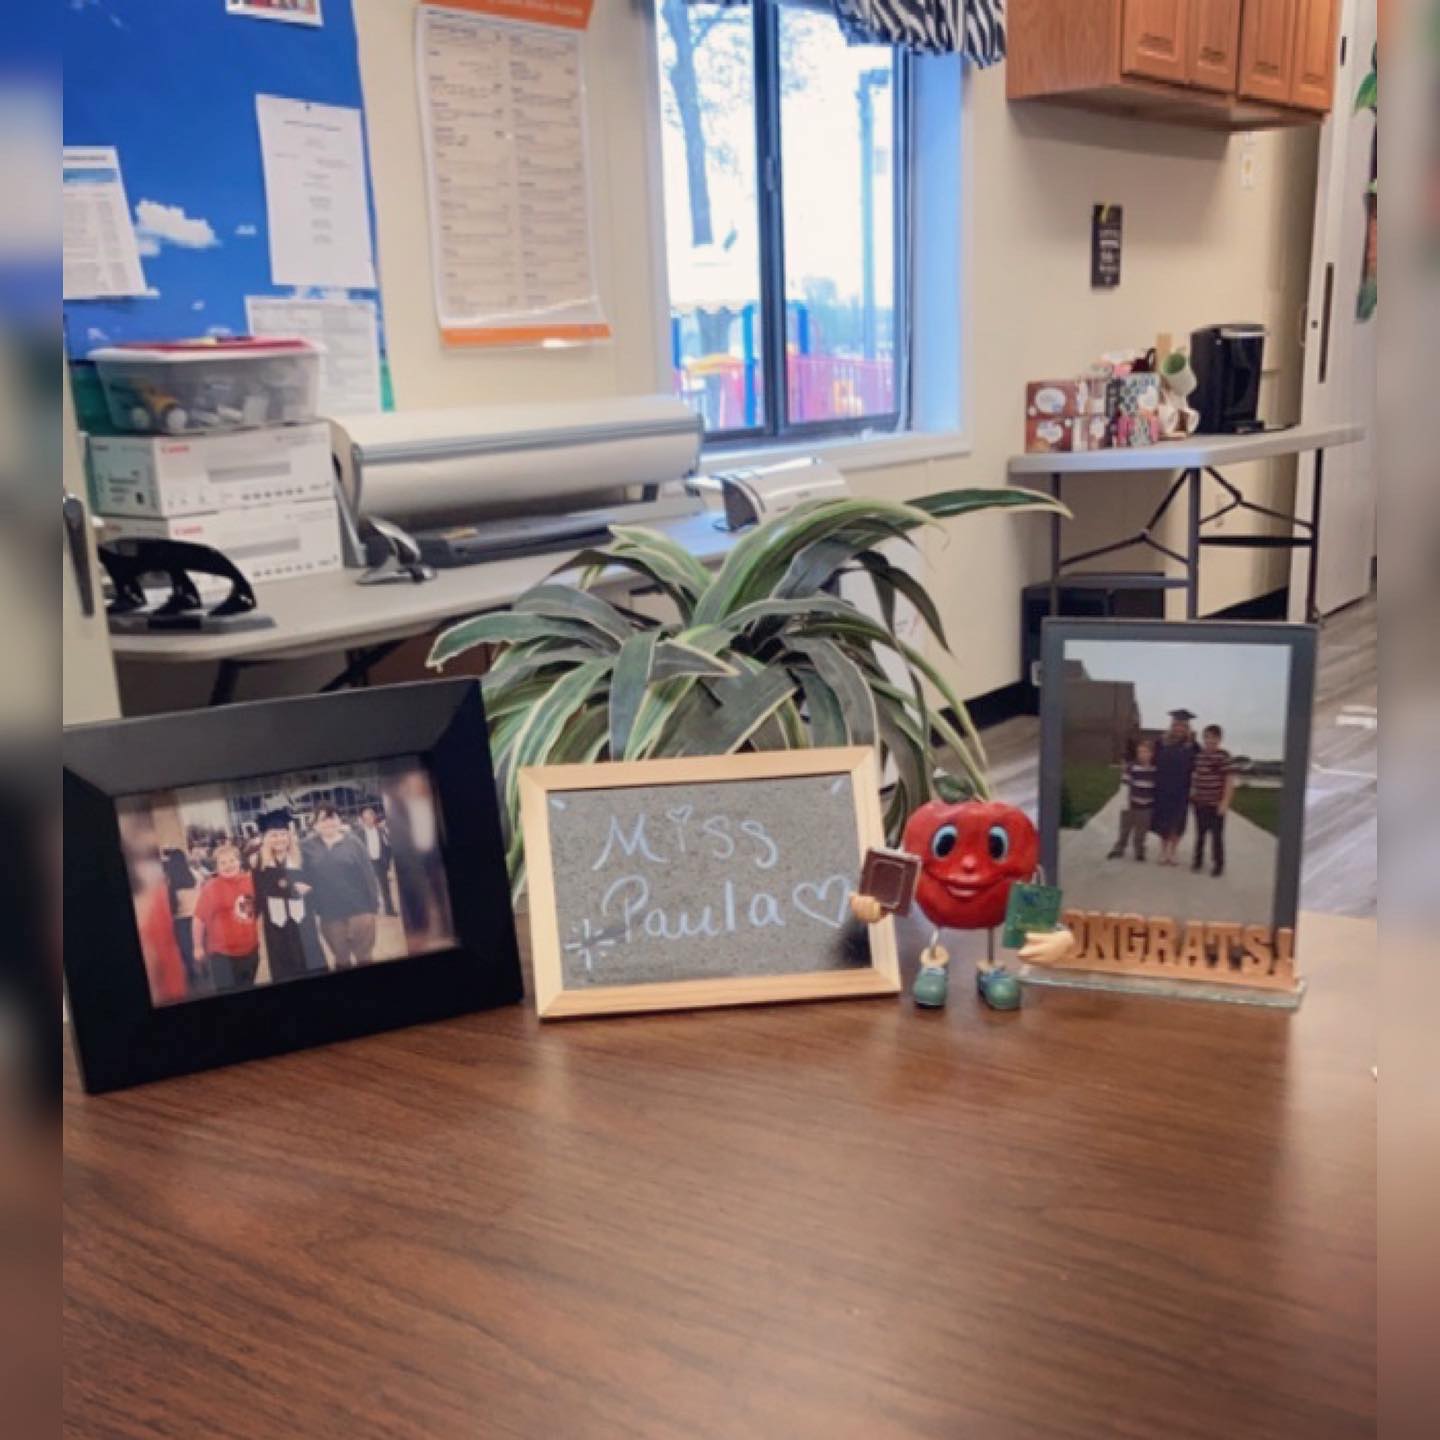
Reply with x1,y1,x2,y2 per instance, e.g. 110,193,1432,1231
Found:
851,798,1075,1011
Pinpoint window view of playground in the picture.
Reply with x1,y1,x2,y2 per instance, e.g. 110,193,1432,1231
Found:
655,1,902,439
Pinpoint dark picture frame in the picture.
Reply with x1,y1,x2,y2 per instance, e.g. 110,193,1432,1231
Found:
63,680,521,1093
1039,618,1318,937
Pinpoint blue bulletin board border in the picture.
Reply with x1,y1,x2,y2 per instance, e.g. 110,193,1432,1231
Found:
63,0,390,425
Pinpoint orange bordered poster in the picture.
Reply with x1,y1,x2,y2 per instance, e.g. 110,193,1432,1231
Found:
416,1,610,348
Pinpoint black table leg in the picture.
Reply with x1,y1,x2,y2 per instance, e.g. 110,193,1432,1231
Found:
1049,472,1062,618
1306,448,1325,623
319,640,407,693
209,660,243,707
1186,467,1201,619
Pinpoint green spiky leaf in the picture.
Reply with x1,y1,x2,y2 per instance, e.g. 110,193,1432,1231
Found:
787,636,878,747
428,610,605,670
607,630,658,760
513,583,636,647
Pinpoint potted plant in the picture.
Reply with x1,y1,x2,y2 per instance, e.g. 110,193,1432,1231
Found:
428,488,1067,892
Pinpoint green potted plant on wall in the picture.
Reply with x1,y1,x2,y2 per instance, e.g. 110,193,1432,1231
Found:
428,488,1067,892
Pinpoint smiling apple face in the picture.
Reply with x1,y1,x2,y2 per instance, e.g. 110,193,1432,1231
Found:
902,799,1039,932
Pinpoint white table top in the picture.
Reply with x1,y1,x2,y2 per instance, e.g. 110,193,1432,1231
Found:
109,509,739,665
1007,422,1364,476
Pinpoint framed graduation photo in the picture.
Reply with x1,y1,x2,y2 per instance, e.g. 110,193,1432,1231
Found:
63,680,521,1092
1036,619,1317,1004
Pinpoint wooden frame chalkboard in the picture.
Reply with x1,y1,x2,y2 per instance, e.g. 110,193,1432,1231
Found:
520,747,900,1019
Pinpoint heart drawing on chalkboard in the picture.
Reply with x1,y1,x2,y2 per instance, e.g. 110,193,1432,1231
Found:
791,875,850,930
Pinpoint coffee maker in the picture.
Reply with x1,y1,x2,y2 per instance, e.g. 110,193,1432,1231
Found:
1189,324,1265,434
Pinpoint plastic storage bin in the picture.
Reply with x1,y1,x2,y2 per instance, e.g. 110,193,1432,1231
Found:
90,337,323,435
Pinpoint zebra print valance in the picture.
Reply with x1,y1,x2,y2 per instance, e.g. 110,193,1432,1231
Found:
833,0,1005,63
681,0,1006,66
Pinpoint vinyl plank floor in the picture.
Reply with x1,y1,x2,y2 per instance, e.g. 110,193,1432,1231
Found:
975,596,1377,918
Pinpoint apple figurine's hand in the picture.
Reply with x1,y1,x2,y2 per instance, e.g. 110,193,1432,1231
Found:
849,893,886,926
1019,926,1078,966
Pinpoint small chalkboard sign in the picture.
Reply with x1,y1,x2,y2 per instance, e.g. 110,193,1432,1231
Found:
1091,203,1123,288
519,747,900,1018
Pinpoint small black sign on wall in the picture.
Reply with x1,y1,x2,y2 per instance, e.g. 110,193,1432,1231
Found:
1092,204,1123,288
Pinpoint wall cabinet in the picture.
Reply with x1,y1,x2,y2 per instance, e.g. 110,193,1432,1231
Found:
1236,0,1298,103
1188,0,1243,92
1290,0,1342,110
1008,0,1341,131
1122,0,1192,85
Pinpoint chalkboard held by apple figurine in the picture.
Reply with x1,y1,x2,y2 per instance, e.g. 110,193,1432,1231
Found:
849,799,1074,1011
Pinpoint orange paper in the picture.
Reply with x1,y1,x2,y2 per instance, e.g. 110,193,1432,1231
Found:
442,322,612,348
428,0,595,30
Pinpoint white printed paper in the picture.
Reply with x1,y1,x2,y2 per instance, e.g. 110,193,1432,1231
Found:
416,5,607,342
256,95,376,290
246,295,383,415
62,146,147,300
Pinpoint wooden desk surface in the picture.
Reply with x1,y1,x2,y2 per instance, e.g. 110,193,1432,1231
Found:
64,912,1376,1439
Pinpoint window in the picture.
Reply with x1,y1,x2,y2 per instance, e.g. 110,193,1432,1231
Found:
655,0,907,445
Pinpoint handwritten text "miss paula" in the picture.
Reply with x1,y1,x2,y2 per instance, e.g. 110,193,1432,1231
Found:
584,807,851,946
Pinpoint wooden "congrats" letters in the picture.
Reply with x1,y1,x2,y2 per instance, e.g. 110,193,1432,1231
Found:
1044,909,1300,993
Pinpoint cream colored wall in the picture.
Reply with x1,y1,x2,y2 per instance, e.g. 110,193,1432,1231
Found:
264,2,1321,706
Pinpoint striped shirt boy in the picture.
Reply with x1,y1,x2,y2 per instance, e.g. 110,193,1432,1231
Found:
1191,744,1233,807
1123,760,1157,809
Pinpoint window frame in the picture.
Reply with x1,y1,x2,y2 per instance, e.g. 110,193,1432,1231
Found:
663,0,912,450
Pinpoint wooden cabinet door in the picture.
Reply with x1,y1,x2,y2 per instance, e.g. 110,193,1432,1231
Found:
1122,0,1192,84
1237,0,1299,102
1291,0,1340,110
1187,0,1242,91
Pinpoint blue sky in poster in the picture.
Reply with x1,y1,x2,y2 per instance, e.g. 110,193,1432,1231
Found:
63,0,384,359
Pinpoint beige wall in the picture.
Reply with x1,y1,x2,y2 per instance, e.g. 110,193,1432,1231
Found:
354,0,1319,700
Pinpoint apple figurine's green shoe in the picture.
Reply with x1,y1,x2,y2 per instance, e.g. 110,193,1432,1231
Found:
977,966,1022,1011
913,963,950,1009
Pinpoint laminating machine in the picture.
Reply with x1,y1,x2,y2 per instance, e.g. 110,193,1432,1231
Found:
328,395,846,580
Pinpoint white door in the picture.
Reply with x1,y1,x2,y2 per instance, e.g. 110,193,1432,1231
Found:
1291,0,1378,620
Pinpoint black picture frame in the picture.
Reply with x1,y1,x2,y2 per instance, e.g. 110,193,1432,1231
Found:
1039,618,1318,935
63,679,522,1093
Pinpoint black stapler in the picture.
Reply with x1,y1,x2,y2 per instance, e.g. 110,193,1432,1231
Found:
99,538,275,634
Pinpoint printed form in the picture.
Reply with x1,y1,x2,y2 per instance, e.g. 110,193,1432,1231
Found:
417,2,608,346
256,95,377,291
62,146,147,300
246,295,384,414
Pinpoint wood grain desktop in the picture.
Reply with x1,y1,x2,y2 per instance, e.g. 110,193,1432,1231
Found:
64,909,1376,1440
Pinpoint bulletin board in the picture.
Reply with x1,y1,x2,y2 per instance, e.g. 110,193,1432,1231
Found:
63,0,392,423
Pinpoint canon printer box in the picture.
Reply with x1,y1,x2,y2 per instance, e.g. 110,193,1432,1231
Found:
100,496,343,593
87,422,334,519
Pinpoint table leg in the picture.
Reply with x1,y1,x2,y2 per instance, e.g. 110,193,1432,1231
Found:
1186,467,1201,620
209,660,242,707
1306,448,1325,624
320,640,407,693
1049,473,1062,619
